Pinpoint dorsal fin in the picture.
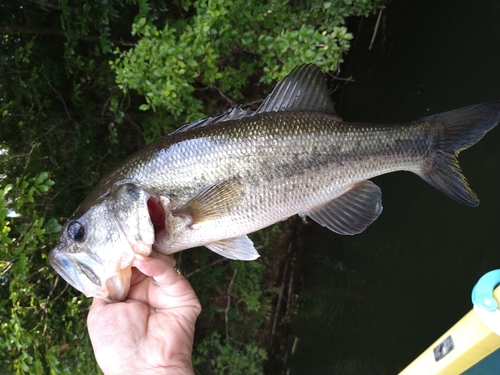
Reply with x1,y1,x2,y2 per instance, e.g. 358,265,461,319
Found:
169,64,337,135
255,64,336,115
170,105,253,135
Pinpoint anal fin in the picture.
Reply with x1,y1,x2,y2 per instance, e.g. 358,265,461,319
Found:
302,180,383,235
205,236,260,260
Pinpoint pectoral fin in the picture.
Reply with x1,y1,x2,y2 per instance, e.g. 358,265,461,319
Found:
205,236,260,260
174,176,243,225
302,180,383,235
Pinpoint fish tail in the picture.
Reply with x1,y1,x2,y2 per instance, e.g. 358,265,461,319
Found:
418,100,500,207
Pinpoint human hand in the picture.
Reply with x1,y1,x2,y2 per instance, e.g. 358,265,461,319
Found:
87,255,201,375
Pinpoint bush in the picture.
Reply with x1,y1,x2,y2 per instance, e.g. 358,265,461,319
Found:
0,0,383,372
111,0,384,122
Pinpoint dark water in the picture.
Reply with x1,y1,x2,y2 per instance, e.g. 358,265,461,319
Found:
290,0,500,373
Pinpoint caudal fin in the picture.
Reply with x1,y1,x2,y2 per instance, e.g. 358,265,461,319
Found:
418,101,500,207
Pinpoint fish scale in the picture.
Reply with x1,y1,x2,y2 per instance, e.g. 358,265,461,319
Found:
49,64,500,302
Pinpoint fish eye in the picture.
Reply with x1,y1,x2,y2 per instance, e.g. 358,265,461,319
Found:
67,221,86,242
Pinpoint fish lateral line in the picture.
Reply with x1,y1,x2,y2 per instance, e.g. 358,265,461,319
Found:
47,63,500,303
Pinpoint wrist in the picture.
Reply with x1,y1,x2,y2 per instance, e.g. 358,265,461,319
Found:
102,365,195,375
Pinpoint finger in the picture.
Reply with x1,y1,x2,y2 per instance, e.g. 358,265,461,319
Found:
132,254,177,278
130,266,148,286
130,256,184,303
150,250,177,267
130,252,175,286
134,257,184,288
128,256,197,308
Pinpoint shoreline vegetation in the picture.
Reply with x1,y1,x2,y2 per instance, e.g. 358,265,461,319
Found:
0,1,384,373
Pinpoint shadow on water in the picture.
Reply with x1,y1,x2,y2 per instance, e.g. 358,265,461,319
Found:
289,0,500,373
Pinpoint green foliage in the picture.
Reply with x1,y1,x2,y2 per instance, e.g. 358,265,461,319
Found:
1,0,384,373
111,0,384,121
0,172,101,374
194,332,267,375
141,108,181,144
189,227,279,374
0,1,137,373
1,3,125,204
190,258,270,374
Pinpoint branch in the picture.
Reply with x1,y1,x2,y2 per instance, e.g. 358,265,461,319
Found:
0,26,135,47
185,257,229,279
270,242,290,345
369,9,383,51
209,84,236,107
225,268,237,341
0,261,13,276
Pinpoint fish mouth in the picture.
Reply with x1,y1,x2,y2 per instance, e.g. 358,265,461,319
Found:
49,248,90,294
49,246,131,302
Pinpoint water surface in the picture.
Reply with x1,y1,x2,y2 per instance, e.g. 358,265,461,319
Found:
290,0,500,373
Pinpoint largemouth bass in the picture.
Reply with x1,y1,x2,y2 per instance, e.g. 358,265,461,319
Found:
49,64,500,302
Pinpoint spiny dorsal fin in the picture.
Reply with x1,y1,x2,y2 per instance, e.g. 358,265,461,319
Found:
256,64,337,115
170,105,253,135
170,64,338,135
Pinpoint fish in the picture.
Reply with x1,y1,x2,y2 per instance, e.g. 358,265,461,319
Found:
49,64,500,302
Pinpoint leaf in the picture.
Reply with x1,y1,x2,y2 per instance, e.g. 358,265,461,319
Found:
35,172,49,185
45,218,62,234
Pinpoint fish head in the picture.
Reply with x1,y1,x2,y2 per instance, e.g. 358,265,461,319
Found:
49,197,137,303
